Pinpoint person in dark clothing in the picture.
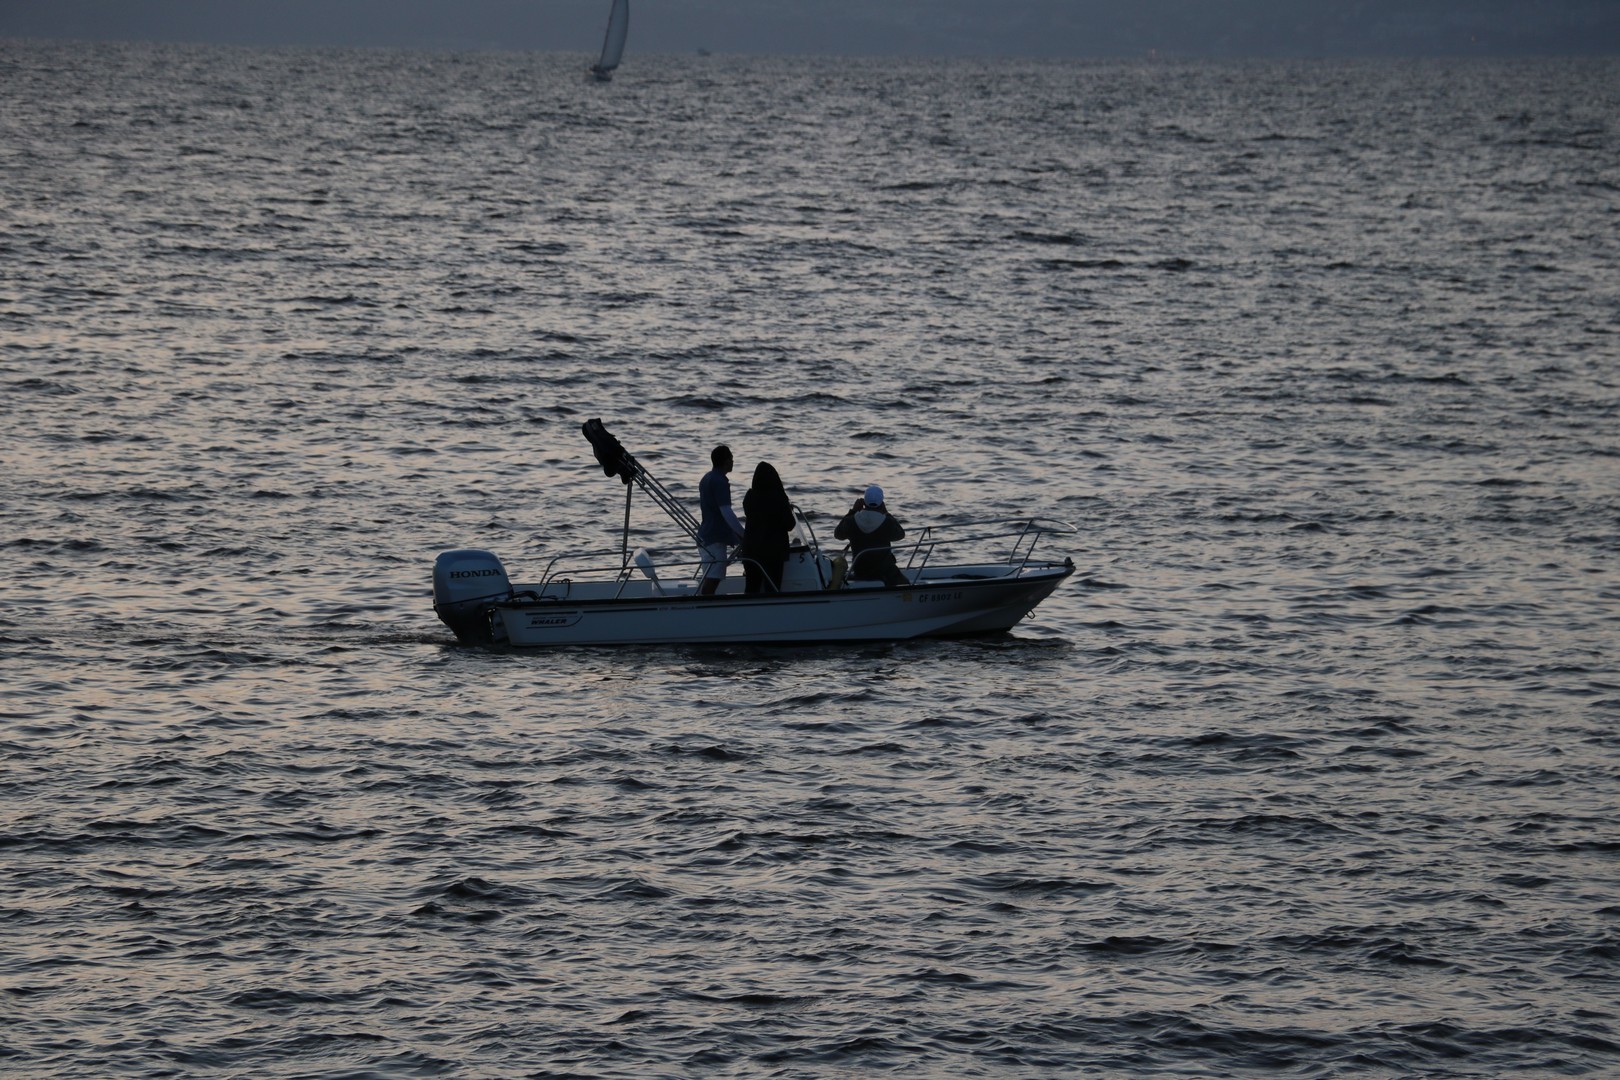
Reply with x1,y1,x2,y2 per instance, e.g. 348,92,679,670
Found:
740,462,796,594
834,484,907,588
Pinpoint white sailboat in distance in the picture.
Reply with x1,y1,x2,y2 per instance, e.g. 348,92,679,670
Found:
589,0,629,81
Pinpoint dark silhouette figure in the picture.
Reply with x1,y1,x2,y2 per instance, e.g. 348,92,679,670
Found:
740,461,796,594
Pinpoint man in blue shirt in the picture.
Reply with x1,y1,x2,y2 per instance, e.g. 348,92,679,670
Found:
697,444,744,595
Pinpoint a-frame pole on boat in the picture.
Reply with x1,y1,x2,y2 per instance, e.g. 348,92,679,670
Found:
583,418,702,569
621,481,633,570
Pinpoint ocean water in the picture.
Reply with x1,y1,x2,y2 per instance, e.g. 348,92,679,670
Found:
3,39,1619,1077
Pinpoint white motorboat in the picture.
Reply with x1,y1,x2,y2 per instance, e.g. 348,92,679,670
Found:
432,421,1076,647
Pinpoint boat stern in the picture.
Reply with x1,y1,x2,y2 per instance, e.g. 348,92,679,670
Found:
432,549,512,643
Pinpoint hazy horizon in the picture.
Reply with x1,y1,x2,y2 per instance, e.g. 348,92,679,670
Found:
4,0,1619,58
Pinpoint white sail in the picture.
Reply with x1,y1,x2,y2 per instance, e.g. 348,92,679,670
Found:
590,0,629,80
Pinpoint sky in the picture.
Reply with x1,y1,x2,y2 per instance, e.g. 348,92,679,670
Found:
1,0,1617,58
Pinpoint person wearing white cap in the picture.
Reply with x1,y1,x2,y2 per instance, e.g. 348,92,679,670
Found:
834,484,907,587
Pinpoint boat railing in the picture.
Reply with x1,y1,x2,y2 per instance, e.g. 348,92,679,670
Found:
878,517,1077,578
530,547,698,599
790,503,818,548
526,518,1073,598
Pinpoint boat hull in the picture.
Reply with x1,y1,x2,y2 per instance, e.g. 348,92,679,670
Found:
485,563,1073,647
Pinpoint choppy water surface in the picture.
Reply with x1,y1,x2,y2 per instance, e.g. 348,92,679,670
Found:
3,41,1619,1076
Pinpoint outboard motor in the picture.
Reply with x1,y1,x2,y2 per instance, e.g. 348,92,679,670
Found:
432,549,512,643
